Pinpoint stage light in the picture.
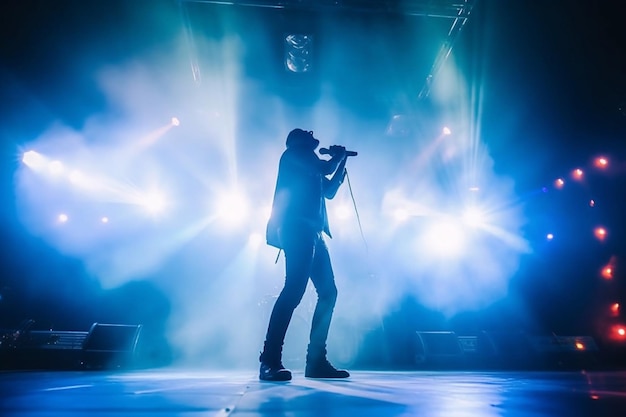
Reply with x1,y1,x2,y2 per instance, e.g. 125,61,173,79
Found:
101,217,109,224
554,178,565,189
607,325,626,342
572,168,583,180
575,341,585,350
22,150,45,168
610,303,620,316
442,126,452,136
216,190,249,225
58,213,68,223
171,117,180,127
546,233,554,240
422,220,465,258
601,265,613,280
594,157,608,168
140,191,166,214
468,186,480,192
462,206,485,227
594,227,607,241
589,200,595,207
285,34,313,73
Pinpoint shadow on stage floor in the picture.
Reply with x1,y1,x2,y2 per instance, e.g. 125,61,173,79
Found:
2,367,626,416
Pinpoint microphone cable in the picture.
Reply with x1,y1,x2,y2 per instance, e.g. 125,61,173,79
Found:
345,170,369,255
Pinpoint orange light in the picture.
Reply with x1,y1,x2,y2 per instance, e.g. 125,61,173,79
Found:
555,178,565,189
572,168,584,180
601,266,613,280
575,341,585,350
594,157,608,168
594,227,607,241
611,303,620,316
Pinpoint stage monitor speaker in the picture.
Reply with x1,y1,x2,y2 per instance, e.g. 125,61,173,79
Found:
414,331,464,367
528,335,600,369
82,323,142,369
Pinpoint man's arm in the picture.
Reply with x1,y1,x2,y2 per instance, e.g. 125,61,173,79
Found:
323,156,347,199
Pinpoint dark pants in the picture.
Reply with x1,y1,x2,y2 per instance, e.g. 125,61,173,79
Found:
262,224,338,364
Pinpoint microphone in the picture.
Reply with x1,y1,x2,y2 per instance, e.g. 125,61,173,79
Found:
319,148,358,157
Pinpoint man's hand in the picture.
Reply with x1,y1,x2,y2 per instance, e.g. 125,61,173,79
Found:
329,145,347,160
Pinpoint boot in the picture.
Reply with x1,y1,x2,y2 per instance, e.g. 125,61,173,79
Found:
305,347,350,379
259,350,292,382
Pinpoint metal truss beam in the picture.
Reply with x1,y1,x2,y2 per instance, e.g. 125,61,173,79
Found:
178,0,476,98
179,0,474,19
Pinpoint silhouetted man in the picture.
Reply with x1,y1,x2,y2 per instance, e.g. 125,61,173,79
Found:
260,128,350,381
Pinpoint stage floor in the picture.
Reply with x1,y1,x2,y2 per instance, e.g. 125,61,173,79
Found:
1,368,626,416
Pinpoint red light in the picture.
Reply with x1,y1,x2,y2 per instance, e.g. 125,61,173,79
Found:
611,303,620,316
594,227,607,241
608,325,626,342
601,266,613,280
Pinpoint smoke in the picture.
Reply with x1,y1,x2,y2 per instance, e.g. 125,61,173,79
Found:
12,9,528,368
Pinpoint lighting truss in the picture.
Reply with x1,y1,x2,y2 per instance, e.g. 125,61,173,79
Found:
178,0,476,98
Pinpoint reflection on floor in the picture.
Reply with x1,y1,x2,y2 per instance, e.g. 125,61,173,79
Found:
2,368,626,416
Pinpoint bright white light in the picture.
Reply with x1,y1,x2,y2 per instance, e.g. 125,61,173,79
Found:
22,150,45,168
442,127,452,135
216,190,249,225
101,217,109,224
171,117,180,127
58,213,68,223
547,233,554,240
141,191,166,214
48,160,64,175
462,206,486,227
422,220,465,258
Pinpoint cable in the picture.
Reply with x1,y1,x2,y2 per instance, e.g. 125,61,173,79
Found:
345,170,369,254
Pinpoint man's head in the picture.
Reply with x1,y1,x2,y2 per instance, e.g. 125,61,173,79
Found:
286,128,319,151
